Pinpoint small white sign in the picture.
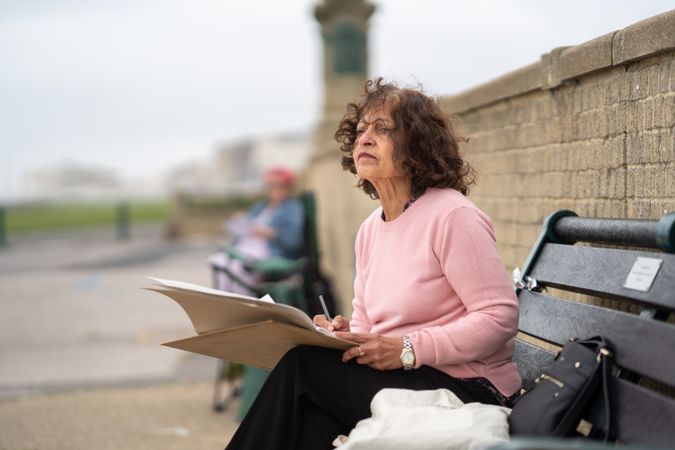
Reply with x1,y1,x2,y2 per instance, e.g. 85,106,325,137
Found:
623,257,663,292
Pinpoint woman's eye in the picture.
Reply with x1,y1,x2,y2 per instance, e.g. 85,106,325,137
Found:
356,128,366,135
378,127,391,134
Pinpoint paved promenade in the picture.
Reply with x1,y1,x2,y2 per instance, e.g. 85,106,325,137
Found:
0,224,239,449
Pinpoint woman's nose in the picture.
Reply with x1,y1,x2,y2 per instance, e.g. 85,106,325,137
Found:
357,128,374,146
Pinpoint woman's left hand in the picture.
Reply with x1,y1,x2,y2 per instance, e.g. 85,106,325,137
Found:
335,332,404,371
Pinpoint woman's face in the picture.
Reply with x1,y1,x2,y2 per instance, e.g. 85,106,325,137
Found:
352,106,406,183
265,175,291,204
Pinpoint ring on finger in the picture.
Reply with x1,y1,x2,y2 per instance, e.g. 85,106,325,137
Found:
358,346,366,357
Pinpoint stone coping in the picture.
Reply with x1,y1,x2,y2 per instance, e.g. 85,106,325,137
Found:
441,9,675,114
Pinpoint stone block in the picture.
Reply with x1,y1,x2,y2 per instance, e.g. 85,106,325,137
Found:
499,244,526,271
604,76,622,105
658,60,672,94
628,68,650,101
628,198,675,219
613,10,675,65
557,32,614,83
619,74,632,101
574,201,596,217
628,164,669,198
572,87,585,114
625,101,644,133
626,132,644,164
441,62,542,114
648,65,659,97
610,167,626,198
662,129,675,162
606,103,627,136
494,222,518,246
558,113,577,143
534,96,554,119
516,223,542,249
553,117,566,141
596,199,627,218
658,93,675,128
625,165,636,197
568,170,595,198
596,109,609,138
606,134,627,168
589,82,605,111
666,162,675,197
644,97,655,129
598,169,610,198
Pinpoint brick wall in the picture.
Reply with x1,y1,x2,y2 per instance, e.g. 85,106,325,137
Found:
442,10,675,271
305,11,674,312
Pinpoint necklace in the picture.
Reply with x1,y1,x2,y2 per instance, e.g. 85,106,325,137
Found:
381,194,419,221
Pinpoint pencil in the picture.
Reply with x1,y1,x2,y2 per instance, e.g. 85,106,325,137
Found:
318,295,331,322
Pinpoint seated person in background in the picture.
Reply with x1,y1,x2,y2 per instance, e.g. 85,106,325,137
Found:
210,167,304,295
224,78,521,450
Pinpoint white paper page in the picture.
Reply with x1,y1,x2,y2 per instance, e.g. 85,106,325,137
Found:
146,277,316,334
147,276,266,302
259,294,275,304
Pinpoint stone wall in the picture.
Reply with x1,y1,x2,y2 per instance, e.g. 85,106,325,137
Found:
306,10,675,313
441,10,675,271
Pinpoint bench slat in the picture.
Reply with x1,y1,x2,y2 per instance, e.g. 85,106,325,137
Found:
529,244,675,311
518,290,675,388
513,338,556,387
585,377,675,446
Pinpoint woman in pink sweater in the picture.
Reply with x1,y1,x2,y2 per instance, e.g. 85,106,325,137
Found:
225,79,521,450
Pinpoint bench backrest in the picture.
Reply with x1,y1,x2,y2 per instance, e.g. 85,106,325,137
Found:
298,191,338,317
513,210,675,446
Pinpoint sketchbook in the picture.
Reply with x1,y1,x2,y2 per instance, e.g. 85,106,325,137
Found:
146,277,355,369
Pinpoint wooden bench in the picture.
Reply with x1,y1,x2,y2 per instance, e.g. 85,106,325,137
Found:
494,210,675,449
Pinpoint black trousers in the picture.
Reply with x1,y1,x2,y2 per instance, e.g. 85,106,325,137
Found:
225,346,500,450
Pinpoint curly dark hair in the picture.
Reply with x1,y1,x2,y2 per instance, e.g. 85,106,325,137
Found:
335,78,475,199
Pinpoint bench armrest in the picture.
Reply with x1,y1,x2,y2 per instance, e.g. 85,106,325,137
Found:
489,438,670,450
250,257,307,281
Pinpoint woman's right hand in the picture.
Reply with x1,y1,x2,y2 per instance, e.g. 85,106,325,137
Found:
313,314,350,332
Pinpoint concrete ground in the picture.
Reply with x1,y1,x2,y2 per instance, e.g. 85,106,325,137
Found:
0,382,239,450
0,223,241,449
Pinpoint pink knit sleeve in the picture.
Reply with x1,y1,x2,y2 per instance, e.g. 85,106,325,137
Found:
349,225,372,333
409,207,519,366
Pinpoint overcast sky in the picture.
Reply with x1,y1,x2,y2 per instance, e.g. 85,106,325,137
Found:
1,0,673,201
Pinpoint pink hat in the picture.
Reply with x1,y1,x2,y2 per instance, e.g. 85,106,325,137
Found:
265,167,296,186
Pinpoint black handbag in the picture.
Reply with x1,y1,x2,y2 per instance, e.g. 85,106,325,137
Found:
508,336,614,440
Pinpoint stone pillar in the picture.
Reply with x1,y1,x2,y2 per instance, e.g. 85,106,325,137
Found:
306,0,377,314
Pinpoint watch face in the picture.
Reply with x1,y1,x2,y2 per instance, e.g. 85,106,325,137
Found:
402,351,415,365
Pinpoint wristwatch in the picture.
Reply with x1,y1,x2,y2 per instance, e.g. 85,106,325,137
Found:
400,336,416,370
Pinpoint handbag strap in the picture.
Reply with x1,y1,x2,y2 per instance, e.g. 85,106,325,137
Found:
599,344,614,442
552,337,614,439
577,337,615,442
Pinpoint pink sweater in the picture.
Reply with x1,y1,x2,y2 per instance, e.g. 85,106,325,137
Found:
350,188,521,396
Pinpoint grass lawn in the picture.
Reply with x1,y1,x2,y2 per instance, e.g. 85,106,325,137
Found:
5,200,171,233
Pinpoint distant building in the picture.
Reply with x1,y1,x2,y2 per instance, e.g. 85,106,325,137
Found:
27,162,121,201
24,161,168,202
251,132,311,175
169,132,311,197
